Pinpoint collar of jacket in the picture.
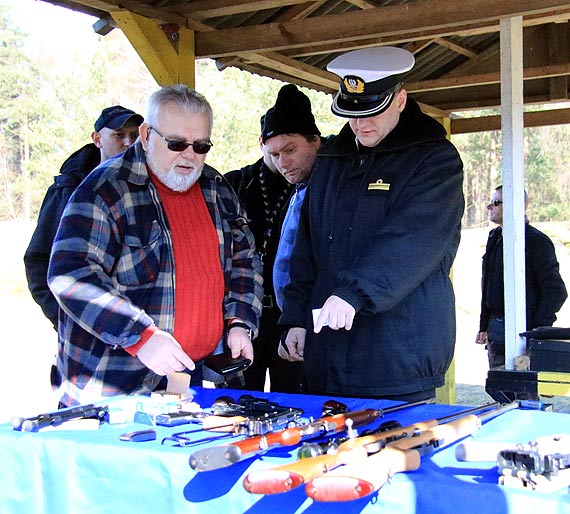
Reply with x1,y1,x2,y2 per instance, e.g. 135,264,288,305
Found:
59,143,101,179
318,98,448,158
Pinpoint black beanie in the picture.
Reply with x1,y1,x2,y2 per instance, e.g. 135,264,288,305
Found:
261,84,321,143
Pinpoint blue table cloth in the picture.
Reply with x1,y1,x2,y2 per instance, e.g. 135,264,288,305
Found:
0,387,569,514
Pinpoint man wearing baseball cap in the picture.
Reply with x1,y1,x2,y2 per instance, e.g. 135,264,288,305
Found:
25,105,143,330
278,47,465,402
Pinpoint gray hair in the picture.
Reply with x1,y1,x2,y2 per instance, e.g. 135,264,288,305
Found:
145,84,213,134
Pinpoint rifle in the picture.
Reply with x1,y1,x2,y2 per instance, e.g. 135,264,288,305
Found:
243,402,505,495
189,398,430,471
304,402,518,502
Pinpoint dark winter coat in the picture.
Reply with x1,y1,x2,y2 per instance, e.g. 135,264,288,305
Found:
24,143,101,329
225,158,293,295
479,224,567,331
280,98,465,397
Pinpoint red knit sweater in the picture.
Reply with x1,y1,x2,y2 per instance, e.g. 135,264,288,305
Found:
128,175,224,360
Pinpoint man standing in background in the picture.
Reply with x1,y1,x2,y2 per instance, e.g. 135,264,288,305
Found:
476,185,567,368
24,105,143,330
226,84,321,393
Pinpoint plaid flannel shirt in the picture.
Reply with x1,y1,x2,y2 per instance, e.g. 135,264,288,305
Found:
48,141,263,406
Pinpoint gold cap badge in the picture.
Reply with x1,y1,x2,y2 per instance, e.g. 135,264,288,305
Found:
343,76,365,94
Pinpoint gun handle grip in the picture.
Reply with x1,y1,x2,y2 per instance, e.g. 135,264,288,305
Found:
305,447,420,502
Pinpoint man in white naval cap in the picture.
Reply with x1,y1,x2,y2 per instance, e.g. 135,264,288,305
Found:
278,46,465,402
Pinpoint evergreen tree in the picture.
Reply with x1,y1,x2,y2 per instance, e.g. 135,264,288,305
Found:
0,3,44,220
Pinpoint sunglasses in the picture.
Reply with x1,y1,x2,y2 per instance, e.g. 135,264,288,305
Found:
489,200,503,207
148,126,213,154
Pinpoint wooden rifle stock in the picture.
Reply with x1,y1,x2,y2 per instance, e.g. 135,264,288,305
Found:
305,402,519,502
243,418,438,494
243,402,503,495
189,408,380,471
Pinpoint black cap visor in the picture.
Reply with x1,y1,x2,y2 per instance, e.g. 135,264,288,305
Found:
101,113,144,131
331,89,397,118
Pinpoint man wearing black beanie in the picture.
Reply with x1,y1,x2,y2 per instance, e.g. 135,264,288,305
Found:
225,84,321,393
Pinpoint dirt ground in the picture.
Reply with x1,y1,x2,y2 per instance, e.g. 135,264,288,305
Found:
1,219,570,423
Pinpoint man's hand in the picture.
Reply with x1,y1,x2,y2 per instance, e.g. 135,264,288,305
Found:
475,331,488,345
227,327,254,362
278,327,306,362
136,330,195,375
314,295,356,333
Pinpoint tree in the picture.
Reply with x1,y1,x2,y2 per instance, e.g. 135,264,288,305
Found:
195,59,343,174
0,3,45,221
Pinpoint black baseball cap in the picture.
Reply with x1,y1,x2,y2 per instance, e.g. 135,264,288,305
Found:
94,105,144,132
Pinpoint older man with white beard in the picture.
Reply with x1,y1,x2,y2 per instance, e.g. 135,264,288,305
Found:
48,85,263,407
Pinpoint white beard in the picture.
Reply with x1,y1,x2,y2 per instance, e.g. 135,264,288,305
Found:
147,153,201,192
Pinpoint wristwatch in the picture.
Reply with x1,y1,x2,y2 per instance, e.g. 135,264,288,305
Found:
228,321,253,339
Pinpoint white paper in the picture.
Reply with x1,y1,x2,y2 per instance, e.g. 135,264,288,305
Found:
312,308,329,327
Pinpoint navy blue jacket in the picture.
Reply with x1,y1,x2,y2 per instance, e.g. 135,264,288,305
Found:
24,144,101,329
281,99,465,397
479,224,567,332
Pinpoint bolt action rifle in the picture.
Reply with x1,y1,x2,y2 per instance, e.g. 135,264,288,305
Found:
243,402,509,495
189,398,431,471
303,401,518,502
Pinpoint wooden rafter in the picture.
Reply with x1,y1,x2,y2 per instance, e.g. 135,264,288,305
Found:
451,107,570,133
168,0,312,20
433,37,478,59
407,62,570,93
344,0,376,8
194,0,570,57
36,0,570,126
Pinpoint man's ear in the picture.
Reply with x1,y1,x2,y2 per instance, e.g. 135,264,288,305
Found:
396,88,407,112
139,123,149,151
91,130,102,148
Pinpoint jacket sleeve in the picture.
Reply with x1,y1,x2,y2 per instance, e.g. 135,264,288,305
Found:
528,232,568,327
24,175,83,329
333,141,464,315
47,183,155,348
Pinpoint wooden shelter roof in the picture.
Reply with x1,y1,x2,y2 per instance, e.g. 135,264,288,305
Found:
38,1,570,132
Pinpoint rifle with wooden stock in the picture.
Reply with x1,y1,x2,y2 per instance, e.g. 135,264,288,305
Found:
188,398,430,472
243,402,515,496
304,401,519,502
